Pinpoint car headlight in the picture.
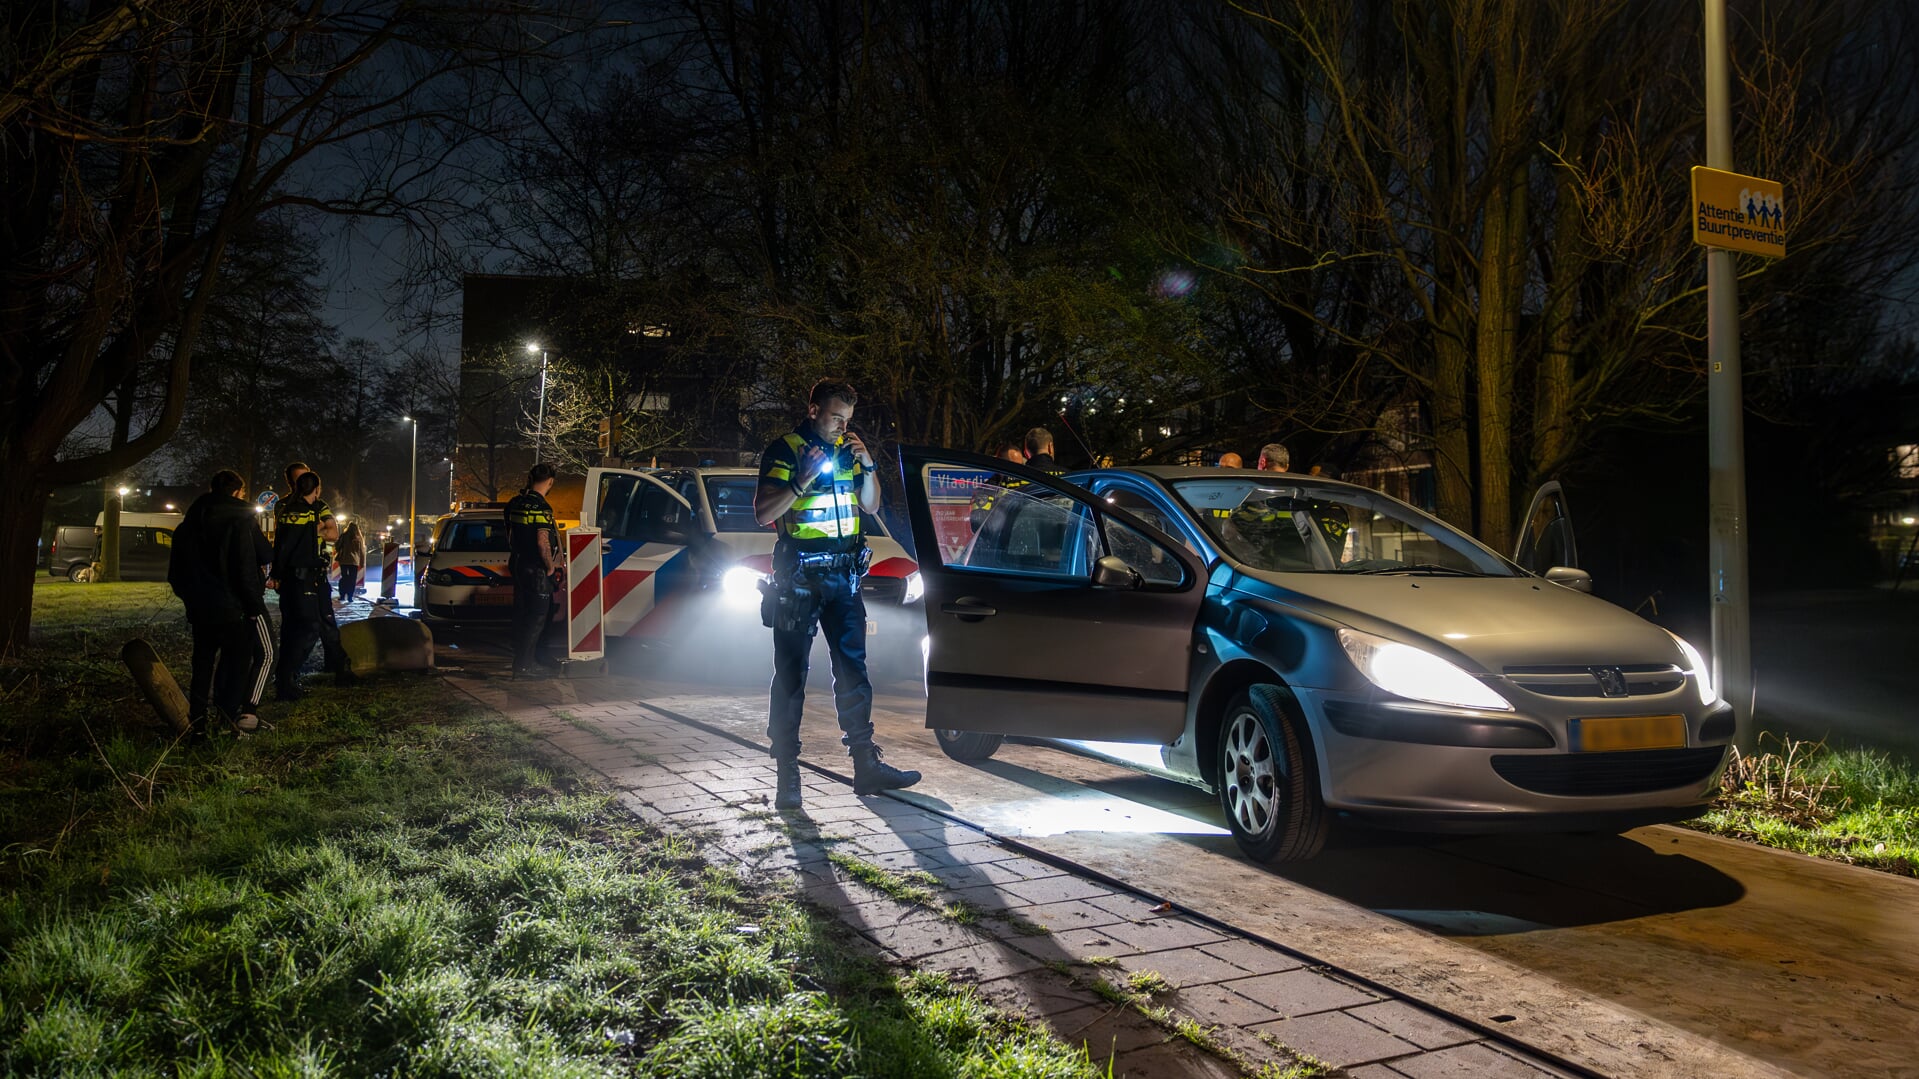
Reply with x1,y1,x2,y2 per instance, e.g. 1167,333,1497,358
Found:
903,571,924,603
1666,630,1719,706
721,565,768,609
1337,628,1512,711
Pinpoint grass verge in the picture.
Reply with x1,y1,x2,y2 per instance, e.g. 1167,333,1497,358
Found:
1691,732,1919,876
1,581,1119,1076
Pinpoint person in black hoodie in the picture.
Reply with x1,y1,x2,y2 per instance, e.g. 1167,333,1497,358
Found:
168,469,274,734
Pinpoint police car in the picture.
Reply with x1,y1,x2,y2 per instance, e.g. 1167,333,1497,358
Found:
580,466,923,668
419,504,515,621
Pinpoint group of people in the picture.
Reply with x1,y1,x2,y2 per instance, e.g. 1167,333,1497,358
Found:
166,462,360,737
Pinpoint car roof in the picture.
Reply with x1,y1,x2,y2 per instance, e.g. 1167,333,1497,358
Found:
1084,465,1368,493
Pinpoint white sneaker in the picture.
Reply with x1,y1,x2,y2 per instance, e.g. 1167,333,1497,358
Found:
228,712,261,733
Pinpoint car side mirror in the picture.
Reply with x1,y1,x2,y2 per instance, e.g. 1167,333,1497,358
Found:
1093,555,1143,590
1544,566,1593,593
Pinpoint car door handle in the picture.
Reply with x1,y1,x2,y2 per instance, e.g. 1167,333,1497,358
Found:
940,599,997,619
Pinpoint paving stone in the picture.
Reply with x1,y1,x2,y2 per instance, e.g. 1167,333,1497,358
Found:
1171,983,1285,1028
1348,1066,1406,1079
1385,1041,1569,1079
1051,926,1140,961
1065,1010,1171,1057
1005,899,1131,932
1090,916,1230,953
1227,968,1379,1017
1347,1001,1480,1051
926,858,1046,890
1114,946,1255,989
1000,874,1120,905
924,939,1049,983
1110,1041,1242,1079
1196,938,1307,976
944,883,1035,915
1250,1009,1421,1068
855,910,980,960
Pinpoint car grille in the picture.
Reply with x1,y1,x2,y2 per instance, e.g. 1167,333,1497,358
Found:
1502,664,1686,698
1492,747,1726,796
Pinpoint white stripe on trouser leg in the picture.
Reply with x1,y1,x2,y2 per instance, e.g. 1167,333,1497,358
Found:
250,615,274,709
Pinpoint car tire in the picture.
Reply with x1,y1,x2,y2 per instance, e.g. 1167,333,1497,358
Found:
935,727,1003,761
67,563,93,583
1217,685,1328,863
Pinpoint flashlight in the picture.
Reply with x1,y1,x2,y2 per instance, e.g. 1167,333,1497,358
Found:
818,435,842,475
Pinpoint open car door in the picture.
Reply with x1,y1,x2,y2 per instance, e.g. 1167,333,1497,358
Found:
1513,480,1591,591
901,446,1207,743
583,467,699,636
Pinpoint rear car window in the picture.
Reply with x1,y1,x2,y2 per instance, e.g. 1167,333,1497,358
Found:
437,519,509,552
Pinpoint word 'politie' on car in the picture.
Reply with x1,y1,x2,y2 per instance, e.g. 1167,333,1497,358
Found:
902,447,1736,864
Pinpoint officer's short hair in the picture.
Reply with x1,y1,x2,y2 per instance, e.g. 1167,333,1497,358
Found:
1259,443,1290,471
284,461,310,488
210,469,244,496
1024,427,1055,458
295,471,322,497
528,462,557,486
809,378,858,409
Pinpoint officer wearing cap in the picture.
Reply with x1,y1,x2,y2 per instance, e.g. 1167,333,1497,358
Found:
753,378,920,809
505,463,563,679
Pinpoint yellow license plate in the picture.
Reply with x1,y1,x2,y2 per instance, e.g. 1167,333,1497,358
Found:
1574,714,1686,752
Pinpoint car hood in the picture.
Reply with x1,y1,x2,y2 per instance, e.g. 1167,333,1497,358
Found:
716,533,918,578
1227,570,1687,671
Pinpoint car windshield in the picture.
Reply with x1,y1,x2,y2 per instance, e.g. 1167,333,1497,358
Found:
436,518,509,552
702,475,888,537
1168,478,1515,576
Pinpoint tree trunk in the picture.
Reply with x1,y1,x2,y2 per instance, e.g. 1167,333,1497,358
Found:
1535,162,1584,482
0,470,53,658
1474,157,1528,555
1431,329,1474,530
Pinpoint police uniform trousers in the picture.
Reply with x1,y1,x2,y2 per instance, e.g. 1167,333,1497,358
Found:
768,563,874,759
276,575,347,697
511,566,559,672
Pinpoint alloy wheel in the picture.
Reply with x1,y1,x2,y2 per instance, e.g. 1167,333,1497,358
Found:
1221,708,1279,837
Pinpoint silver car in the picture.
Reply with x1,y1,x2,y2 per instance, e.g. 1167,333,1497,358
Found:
901,447,1736,863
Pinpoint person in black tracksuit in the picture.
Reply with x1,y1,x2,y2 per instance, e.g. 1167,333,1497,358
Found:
505,463,563,679
752,377,919,809
168,470,275,734
272,469,354,699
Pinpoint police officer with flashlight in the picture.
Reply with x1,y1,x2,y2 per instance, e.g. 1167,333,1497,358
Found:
753,378,920,809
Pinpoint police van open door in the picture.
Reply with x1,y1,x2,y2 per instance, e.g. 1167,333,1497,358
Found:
1513,480,1592,592
900,446,1207,745
582,467,699,636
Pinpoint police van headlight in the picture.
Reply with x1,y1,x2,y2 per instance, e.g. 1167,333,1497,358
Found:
903,571,924,603
722,566,766,609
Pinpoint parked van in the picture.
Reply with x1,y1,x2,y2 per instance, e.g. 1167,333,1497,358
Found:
46,511,185,582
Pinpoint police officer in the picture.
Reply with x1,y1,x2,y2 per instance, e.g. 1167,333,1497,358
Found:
271,468,353,699
1010,427,1066,487
753,378,919,809
505,463,563,679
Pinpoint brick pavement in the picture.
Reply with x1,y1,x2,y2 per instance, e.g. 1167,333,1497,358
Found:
455,675,1585,1079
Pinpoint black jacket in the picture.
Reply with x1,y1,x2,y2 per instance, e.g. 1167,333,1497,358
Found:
169,493,271,624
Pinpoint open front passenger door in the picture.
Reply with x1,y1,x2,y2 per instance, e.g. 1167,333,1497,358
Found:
1513,480,1591,592
901,446,1207,743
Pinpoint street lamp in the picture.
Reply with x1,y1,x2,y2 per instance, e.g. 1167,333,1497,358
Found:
525,341,549,455
402,416,418,598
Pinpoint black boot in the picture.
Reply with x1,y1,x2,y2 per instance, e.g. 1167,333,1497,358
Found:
774,758,803,809
851,744,920,795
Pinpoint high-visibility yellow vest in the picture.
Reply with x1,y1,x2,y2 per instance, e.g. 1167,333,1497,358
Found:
761,431,865,547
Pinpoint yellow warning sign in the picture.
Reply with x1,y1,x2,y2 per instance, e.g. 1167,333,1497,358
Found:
1691,166,1786,258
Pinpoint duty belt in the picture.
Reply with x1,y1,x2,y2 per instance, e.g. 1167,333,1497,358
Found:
787,547,871,575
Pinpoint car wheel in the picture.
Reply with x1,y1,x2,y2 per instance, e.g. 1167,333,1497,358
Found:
935,727,1003,761
1217,685,1327,863
67,563,93,583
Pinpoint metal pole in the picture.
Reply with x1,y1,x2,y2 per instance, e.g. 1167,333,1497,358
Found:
534,349,548,454
1705,0,1754,742
408,418,418,603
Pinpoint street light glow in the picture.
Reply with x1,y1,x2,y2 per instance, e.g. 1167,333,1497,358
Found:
525,341,540,353
117,486,129,496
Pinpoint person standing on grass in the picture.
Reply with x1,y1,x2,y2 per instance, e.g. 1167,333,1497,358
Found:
272,469,355,699
167,469,273,735
335,521,366,601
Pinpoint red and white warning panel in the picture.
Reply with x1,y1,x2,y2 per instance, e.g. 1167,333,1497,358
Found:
565,528,605,663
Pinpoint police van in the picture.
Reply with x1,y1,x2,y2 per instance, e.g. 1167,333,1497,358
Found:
418,504,514,621
576,466,924,672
